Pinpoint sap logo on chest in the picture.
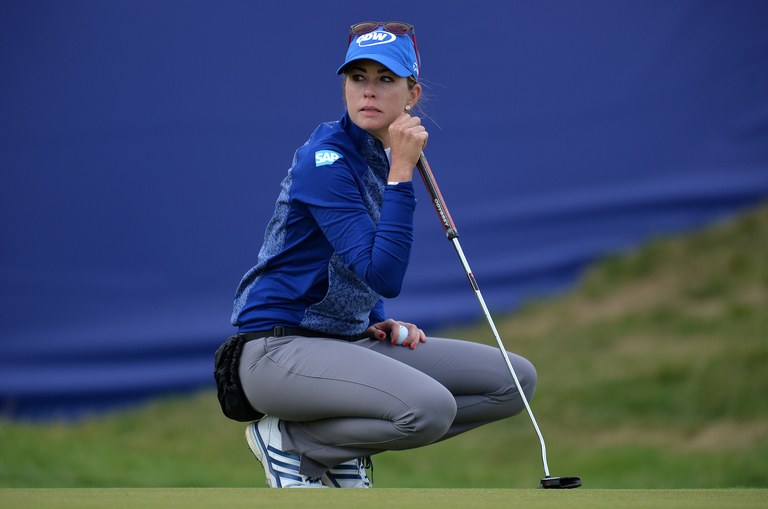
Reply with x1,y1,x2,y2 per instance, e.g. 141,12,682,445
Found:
315,150,342,167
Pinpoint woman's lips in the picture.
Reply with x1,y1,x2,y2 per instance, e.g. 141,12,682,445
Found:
360,105,382,115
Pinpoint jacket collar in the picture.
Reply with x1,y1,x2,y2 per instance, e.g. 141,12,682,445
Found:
341,113,388,175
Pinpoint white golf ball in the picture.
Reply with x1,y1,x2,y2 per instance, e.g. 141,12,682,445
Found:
394,325,409,345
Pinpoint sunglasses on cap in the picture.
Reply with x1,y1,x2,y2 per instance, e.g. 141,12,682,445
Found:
347,21,421,75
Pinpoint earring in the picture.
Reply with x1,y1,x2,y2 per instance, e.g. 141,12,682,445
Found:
405,104,411,112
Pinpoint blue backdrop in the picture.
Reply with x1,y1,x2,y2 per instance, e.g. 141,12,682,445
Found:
2,1,767,419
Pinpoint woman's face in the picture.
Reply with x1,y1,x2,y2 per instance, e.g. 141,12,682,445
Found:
344,59,420,145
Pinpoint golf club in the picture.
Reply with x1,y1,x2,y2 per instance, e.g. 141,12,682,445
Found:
416,152,582,490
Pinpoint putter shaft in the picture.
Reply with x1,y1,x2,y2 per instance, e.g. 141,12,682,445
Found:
416,153,551,478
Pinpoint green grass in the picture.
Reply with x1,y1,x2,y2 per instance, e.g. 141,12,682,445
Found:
1,204,766,489
1,489,767,509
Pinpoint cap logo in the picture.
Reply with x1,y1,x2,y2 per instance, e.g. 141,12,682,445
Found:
356,31,396,47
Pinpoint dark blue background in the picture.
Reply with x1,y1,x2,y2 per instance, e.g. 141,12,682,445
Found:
2,1,767,419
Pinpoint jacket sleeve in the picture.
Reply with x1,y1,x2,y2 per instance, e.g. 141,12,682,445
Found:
292,154,416,298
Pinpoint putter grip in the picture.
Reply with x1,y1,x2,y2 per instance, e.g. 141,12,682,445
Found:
416,153,459,240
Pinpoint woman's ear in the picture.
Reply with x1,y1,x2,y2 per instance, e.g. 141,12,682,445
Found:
409,83,422,108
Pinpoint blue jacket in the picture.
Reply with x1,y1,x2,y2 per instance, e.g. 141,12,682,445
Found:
232,113,417,335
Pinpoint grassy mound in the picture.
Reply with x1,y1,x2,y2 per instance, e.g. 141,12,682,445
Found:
1,204,766,488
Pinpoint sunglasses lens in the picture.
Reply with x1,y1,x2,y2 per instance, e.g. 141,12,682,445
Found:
350,22,380,35
383,22,413,35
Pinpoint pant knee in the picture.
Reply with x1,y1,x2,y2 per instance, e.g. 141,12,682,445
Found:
394,385,456,445
512,354,537,401
491,354,537,417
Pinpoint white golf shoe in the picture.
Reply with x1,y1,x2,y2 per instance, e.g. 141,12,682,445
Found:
245,416,327,488
322,457,373,488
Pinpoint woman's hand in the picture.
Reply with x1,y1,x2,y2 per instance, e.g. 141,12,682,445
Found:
387,113,428,183
367,318,427,350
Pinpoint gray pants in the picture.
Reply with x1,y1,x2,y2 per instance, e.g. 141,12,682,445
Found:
239,334,537,477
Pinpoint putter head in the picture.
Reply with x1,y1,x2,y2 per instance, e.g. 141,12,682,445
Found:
540,476,582,489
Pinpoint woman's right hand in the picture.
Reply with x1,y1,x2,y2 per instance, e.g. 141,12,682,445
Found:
387,113,428,182
367,318,427,350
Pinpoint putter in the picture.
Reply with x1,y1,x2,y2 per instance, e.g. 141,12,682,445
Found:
416,153,582,490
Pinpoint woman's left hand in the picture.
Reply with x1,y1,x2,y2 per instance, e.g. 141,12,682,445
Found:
367,318,427,350
387,113,428,183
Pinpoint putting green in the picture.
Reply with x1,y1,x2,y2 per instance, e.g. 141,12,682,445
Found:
2,488,765,509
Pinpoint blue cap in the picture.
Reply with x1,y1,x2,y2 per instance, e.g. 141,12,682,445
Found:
337,28,419,80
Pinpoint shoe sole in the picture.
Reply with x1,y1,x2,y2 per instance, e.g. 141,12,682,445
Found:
245,421,279,488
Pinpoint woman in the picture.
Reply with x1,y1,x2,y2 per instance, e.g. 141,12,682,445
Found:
230,21,537,488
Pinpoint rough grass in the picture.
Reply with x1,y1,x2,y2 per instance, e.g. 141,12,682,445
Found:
0,204,766,489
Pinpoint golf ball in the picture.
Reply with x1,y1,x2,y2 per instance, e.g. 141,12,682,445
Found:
394,325,409,345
